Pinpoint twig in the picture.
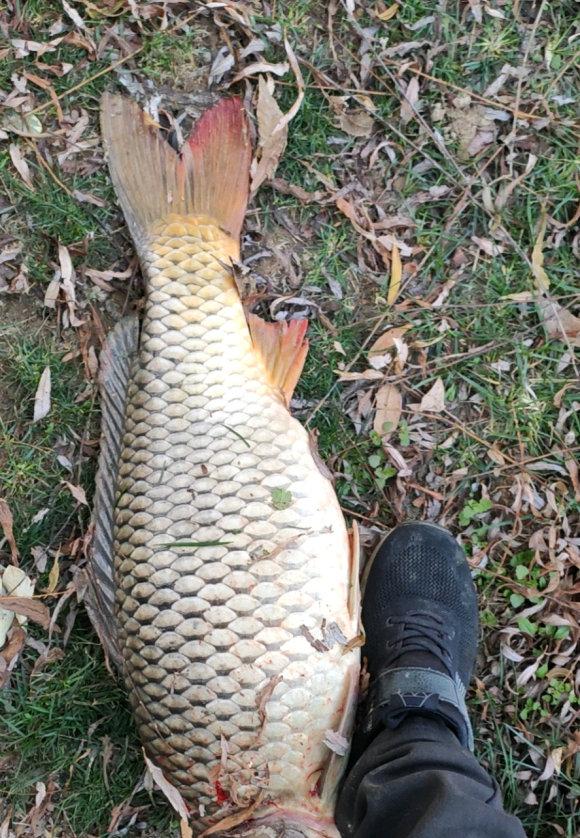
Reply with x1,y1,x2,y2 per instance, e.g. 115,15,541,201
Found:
28,47,144,115
278,73,547,123
26,138,74,198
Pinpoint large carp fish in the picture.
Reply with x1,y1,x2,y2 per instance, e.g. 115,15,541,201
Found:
88,93,360,836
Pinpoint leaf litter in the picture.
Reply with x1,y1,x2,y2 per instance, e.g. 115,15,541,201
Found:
0,0,578,834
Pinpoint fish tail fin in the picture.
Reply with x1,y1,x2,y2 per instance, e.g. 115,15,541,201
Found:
100,93,251,251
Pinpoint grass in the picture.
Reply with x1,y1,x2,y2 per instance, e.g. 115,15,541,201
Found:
0,0,578,835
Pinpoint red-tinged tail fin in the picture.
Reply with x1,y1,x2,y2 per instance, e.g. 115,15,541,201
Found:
100,93,251,250
185,97,252,241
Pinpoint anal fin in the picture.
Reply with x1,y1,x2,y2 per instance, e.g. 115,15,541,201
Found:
88,315,139,670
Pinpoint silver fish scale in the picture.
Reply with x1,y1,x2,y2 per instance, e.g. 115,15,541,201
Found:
113,216,357,821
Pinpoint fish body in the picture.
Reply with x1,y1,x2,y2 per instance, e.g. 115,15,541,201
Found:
96,96,360,835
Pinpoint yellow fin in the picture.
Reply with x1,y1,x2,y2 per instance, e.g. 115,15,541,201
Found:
248,314,309,406
100,93,251,252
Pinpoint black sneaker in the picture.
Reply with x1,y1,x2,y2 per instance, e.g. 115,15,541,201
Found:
356,522,478,753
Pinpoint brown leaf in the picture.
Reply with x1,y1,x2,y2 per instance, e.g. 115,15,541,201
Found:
335,196,370,238
487,445,506,466
531,208,550,292
9,143,34,189
0,499,19,564
0,625,26,687
276,38,305,133
0,597,50,629
43,276,60,308
471,236,503,257
565,458,580,501
232,60,289,81
368,325,412,355
339,108,374,138
536,295,580,347
62,0,87,30
143,752,189,819
33,366,51,422
2,110,43,137
383,442,412,477
387,241,402,304
180,819,193,838
250,77,288,194
256,674,283,725
57,243,83,327
63,482,88,506
373,384,402,440
200,792,264,837
376,3,400,21
336,368,383,382
30,646,64,677
538,748,563,782
73,189,107,207
467,1,482,23
400,77,420,125
46,555,60,594
270,177,325,204
419,378,445,412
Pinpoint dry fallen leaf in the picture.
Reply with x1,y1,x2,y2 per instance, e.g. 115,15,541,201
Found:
0,594,50,632
0,624,26,687
336,368,383,382
467,0,483,23
33,366,51,422
377,3,400,21
369,325,412,355
46,555,60,595
339,107,374,138
250,77,288,194
531,210,580,346
419,378,445,412
63,482,88,506
274,38,304,136
531,210,550,291
374,384,402,440
9,143,34,189
0,499,19,564
200,793,264,837
387,242,402,304
232,60,289,81
536,296,580,347
143,752,189,819
180,819,193,838
2,111,43,137
539,747,563,781
565,458,580,501
471,236,503,257
400,77,420,125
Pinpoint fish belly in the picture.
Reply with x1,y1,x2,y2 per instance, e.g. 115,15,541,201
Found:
113,217,358,823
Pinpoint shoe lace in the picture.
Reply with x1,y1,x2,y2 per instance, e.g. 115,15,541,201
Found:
384,611,454,678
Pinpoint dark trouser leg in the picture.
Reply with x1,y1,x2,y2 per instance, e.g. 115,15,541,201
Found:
336,716,527,838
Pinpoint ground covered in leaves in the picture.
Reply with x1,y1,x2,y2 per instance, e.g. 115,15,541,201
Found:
0,1,578,836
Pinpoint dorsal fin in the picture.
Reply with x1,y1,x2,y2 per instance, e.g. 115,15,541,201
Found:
88,316,139,670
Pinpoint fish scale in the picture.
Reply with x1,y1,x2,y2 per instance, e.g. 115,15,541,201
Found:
113,216,357,820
